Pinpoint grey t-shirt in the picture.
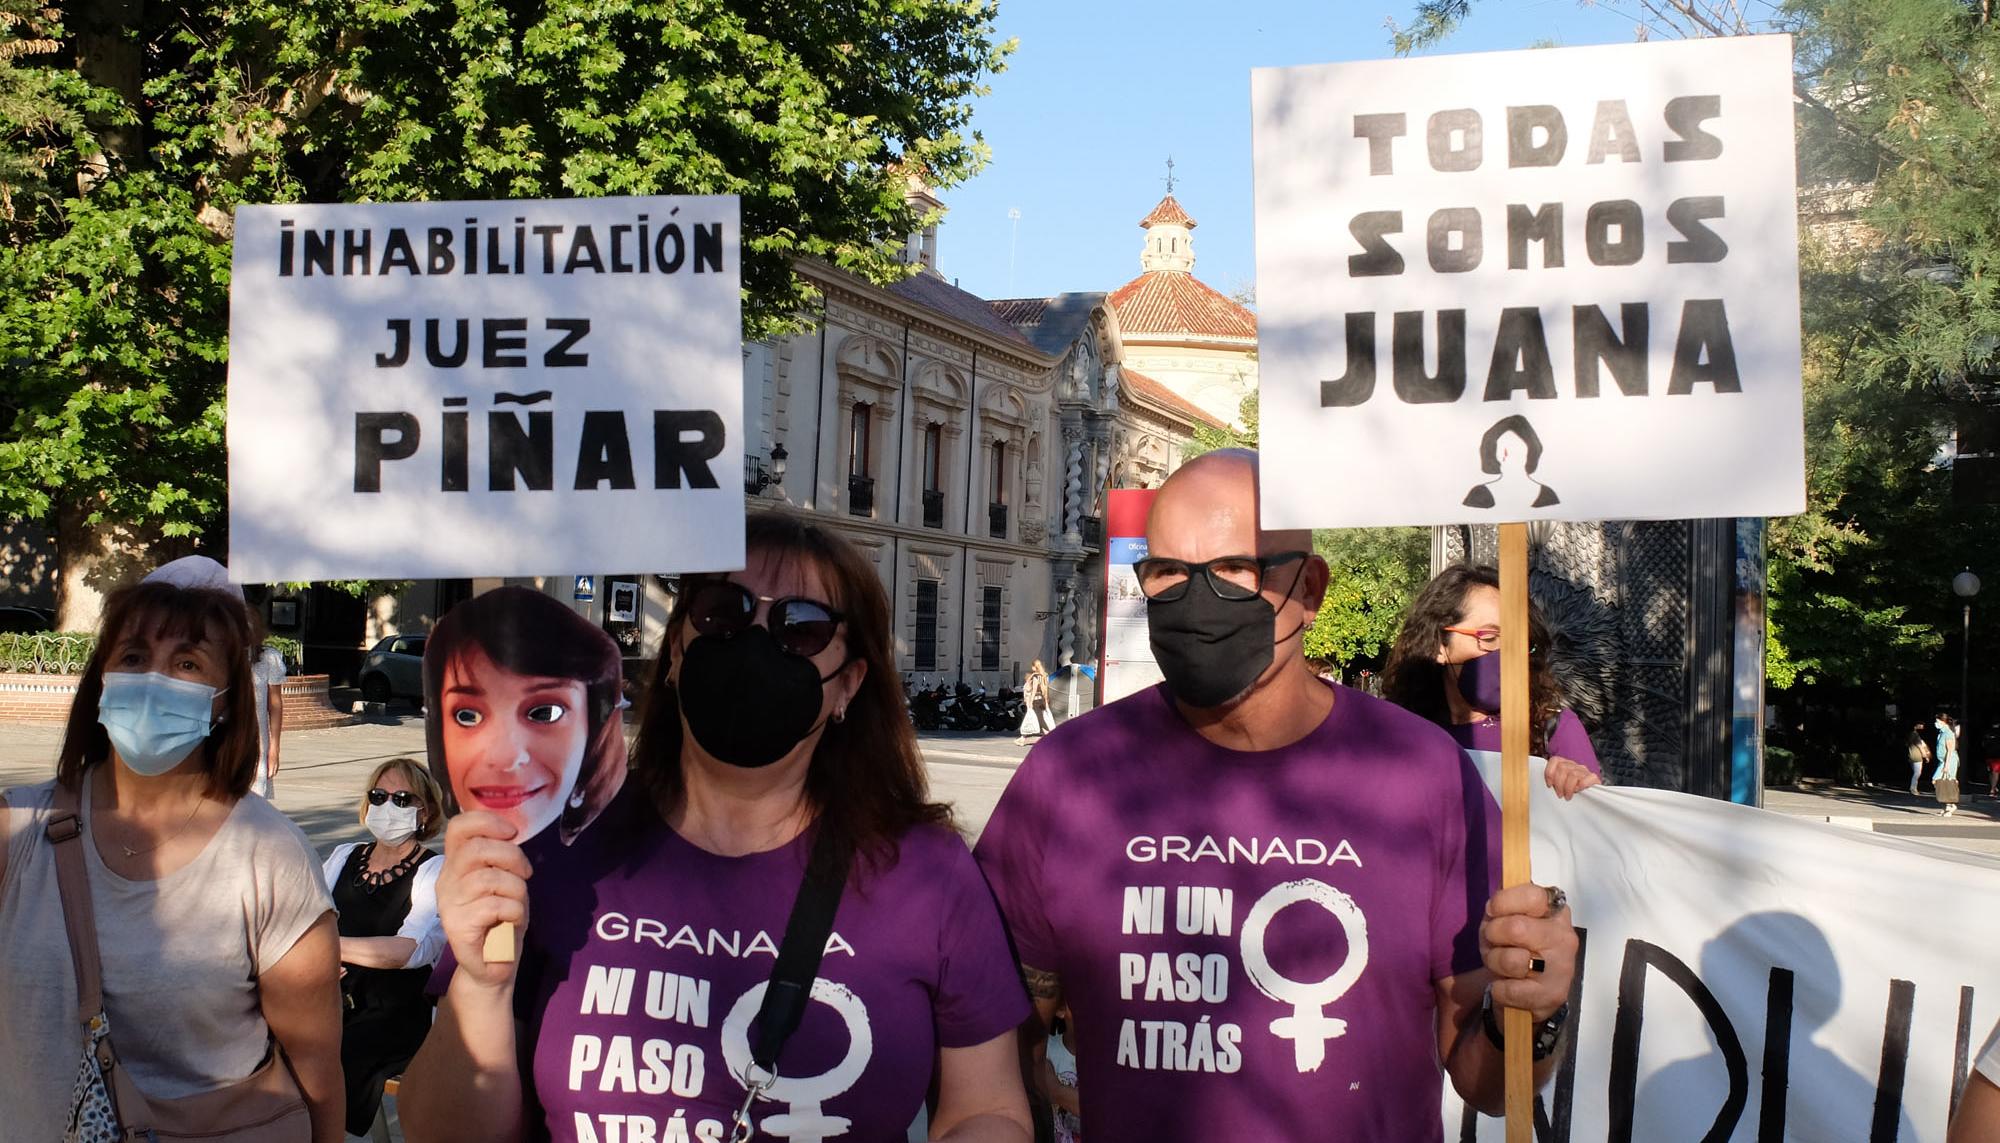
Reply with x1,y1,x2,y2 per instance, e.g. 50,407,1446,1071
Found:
0,775,331,1138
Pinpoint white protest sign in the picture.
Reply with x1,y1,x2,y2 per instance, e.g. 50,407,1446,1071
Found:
1446,752,2000,1141
228,196,743,581
1251,36,1804,528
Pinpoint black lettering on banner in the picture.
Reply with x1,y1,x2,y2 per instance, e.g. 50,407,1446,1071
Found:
1485,307,1556,400
427,227,456,274
1508,105,1568,168
354,413,419,492
1508,204,1565,270
654,410,725,489
303,229,335,276
544,319,591,367
1870,979,1915,1143
1606,939,1748,1143
1321,313,1377,407
428,318,470,368
441,403,469,492
1587,100,1642,164
533,224,565,273
693,223,725,273
564,225,605,274
376,319,411,369
342,229,372,276
1669,300,1741,394
1585,200,1645,267
1955,985,1978,1120
1349,211,1405,277
489,409,554,491
1666,197,1729,264
609,225,635,273
1757,966,1794,1142
1573,303,1650,397
575,411,637,490
1428,108,1483,172
380,228,419,274
1392,310,1466,403
278,220,296,276
1428,208,1483,273
1354,112,1408,175
483,318,529,368
656,223,686,273
1664,95,1724,162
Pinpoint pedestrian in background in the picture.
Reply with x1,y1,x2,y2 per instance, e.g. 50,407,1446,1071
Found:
322,758,445,1139
0,558,341,1140
1935,713,1963,817
1908,722,1933,796
1015,659,1053,745
253,642,287,800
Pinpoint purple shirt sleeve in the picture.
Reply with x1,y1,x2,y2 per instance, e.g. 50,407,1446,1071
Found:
972,751,1057,972
1548,708,1601,774
932,837,1032,1047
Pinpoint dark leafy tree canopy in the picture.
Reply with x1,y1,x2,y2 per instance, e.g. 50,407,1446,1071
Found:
0,1,1010,611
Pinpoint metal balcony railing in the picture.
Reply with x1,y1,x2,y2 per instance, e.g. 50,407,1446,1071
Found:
848,474,875,517
922,489,945,529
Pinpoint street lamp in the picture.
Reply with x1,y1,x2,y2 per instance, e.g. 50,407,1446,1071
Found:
745,442,789,494
1954,569,1981,727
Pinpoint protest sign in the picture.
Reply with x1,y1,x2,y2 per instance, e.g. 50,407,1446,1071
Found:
1250,36,1804,528
1445,752,2000,1141
228,195,743,581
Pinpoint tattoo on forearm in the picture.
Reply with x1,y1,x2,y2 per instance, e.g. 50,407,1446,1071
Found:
1021,963,1061,1000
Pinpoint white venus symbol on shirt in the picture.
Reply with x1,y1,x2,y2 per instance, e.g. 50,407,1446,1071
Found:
1238,878,1371,1073
720,979,874,1142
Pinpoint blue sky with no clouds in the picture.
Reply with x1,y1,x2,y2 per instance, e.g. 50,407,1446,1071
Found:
933,0,1651,304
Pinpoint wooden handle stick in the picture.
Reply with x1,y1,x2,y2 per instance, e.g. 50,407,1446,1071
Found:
1499,522,1534,1143
484,921,518,964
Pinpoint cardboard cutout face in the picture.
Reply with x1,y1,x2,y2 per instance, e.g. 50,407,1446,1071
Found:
423,586,628,844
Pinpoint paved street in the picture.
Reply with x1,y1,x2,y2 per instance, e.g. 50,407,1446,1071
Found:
0,717,1035,857
8,716,2000,859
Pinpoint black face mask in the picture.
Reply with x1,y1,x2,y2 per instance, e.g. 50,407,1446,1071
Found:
678,627,839,768
1146,565,1307,710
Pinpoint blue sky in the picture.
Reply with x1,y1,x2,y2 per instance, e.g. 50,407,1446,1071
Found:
934,0,1649,303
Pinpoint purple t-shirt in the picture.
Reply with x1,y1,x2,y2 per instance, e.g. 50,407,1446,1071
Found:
1442,708,1602,773
974,682,1500,1142
436,787,1027,1142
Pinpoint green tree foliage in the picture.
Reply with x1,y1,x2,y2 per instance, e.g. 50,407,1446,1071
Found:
0,1,1008,621
1388,0,2000,700
1183,391,1432,667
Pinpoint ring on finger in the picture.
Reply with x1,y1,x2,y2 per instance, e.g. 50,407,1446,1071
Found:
1528,956,1547,974
1544,885,1568,914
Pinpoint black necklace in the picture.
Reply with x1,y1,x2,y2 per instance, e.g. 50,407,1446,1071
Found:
355,842,424,893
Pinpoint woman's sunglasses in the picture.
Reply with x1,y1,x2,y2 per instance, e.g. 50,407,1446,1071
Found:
367,788,418,809
681,580,846,658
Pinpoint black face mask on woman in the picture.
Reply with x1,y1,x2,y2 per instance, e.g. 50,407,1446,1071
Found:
1147,564,1308,710
678,626,842,768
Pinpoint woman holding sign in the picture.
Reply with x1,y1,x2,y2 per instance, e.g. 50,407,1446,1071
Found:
1383,565,1602,799
402,514,1032,1143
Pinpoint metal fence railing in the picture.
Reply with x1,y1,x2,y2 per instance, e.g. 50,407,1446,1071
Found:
0,633,97,675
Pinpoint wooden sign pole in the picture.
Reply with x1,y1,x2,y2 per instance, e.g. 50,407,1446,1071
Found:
1499,521,1534,1142
485,922,518,965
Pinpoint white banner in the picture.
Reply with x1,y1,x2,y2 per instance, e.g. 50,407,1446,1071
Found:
228,196,744,581
1447,752,2000,1140
1251,36,1804,528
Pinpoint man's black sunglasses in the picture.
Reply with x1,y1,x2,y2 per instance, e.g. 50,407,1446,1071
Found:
367,788,418,809
1131,551,1310,602
681,580,846,658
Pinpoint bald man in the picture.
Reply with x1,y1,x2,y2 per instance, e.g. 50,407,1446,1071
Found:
975,450,1577,1139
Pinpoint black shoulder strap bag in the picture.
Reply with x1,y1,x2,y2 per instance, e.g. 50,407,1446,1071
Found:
728,825,852,1143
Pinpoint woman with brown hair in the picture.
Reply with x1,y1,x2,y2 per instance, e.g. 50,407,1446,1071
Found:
0,560,342,1140
321,757,448,1136
403,514,1032,1143
1383,563,1602,799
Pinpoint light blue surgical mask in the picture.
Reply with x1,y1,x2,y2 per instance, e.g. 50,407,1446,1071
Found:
97,671,223,777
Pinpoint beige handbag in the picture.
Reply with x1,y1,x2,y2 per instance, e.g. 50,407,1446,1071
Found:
47,780,312,1142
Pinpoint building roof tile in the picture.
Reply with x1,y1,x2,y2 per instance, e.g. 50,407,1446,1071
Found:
888,270,1038,350
1109,270,1257,339
1141,195,1198,230
1123,367,1227,430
